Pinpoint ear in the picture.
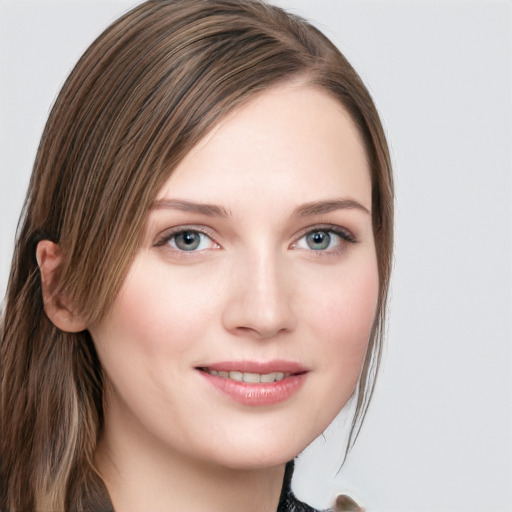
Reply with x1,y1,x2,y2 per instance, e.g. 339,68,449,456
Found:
36,240,87,333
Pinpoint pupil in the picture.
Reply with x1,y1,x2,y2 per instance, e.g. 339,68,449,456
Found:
183,233,196,244
307,231,330,250
176,231,200,250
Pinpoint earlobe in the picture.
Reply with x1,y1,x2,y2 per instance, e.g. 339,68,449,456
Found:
36,240,87,333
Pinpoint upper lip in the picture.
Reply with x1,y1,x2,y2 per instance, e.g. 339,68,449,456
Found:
197,360,309,375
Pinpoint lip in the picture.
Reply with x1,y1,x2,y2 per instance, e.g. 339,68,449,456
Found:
196,360,309,406
201,360,308,374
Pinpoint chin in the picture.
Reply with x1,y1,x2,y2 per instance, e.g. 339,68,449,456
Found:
206,448,297,472
197,418,329,471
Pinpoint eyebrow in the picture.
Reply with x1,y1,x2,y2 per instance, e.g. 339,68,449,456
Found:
151,199,231,217
294,199,370,216
151,197,370,218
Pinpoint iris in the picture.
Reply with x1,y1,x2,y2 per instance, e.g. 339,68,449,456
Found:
306,231,331,250
174,231,202,251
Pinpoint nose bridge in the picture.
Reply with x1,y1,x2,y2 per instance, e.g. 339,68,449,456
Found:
222,243,296,339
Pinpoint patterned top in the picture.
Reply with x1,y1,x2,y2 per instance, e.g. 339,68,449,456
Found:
277,460,323,512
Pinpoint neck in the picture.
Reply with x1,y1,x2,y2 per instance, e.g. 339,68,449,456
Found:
95,424,287,512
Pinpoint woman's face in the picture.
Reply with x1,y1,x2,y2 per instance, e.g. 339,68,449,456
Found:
90,83,378,470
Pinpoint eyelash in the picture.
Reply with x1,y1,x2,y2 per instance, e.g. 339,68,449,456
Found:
154,224,357,254
154,226,219,253
292,225,357,253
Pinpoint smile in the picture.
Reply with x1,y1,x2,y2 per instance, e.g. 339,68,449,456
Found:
197,361,308,406
202,369,291,383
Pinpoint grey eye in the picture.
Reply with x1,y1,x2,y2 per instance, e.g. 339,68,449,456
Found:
173,231,204,251
305,231,332,250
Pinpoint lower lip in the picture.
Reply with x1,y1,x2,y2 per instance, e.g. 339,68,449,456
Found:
198,370,307,406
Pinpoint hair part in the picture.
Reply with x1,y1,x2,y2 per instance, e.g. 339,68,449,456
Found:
1,1,393,510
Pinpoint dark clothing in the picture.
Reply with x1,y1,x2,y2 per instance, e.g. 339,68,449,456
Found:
82,460,322,512
277,460,322,512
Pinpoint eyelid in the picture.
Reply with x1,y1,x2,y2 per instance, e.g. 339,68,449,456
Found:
290,224,357,250
154,225,220,250
153,223,356,253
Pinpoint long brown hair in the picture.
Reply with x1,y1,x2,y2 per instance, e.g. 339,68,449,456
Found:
1,1,393,510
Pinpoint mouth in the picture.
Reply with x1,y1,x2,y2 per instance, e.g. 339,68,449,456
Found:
196,361,308,406
197,359,308,382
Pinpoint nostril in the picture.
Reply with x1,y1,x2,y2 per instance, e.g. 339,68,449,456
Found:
232,324,290,340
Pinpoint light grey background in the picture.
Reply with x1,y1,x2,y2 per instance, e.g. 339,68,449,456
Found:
1,1,511,511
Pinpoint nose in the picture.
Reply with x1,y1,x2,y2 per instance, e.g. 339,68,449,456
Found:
221,249,297,340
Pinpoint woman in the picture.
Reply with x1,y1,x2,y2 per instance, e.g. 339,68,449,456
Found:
0,1,393,511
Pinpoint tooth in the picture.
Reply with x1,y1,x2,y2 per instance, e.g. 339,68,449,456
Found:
211,369,291,382
243,372,261,383
229,371,243,381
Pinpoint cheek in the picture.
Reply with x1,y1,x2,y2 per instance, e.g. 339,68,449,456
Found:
89,260,224,432
306,256,379,376
286,254,379,444
98,260,220,359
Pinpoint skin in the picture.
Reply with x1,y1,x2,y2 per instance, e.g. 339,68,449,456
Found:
39,82,378,512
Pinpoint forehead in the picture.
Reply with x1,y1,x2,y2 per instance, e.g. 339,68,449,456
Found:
157,83,371,212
